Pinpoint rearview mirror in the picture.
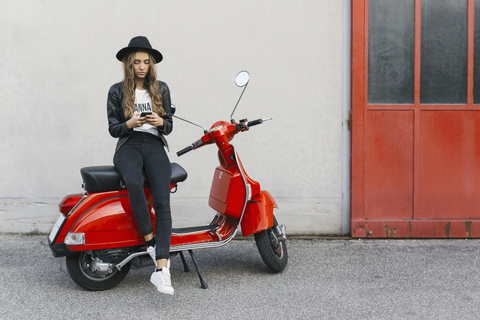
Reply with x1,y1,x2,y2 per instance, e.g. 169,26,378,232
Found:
235,71,250,87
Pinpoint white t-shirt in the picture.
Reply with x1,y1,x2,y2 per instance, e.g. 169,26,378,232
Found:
134,89,159,137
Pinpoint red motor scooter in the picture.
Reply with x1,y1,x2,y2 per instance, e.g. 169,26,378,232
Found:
48,71,287,291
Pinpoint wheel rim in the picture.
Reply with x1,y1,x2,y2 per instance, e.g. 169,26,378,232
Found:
268,228,284,258
78,252,118,281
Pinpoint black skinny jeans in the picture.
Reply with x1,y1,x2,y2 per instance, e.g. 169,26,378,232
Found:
114,132,172,260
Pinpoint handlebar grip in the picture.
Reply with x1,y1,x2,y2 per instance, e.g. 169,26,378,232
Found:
177,145,194,157
247,119,263,127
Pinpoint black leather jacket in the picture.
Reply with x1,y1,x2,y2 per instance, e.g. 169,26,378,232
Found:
107,80,173,152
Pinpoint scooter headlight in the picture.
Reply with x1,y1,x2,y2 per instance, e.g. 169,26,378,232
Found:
64,232,85,245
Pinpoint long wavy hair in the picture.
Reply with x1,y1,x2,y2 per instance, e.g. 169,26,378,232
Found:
122,50,165,118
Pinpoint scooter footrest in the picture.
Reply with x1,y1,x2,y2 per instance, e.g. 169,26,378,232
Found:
172,224,219,235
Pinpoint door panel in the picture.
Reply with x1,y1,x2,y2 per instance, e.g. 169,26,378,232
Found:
418,111,480,219
365,111,414,219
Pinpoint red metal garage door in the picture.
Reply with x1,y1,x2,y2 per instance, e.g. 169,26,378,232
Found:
352,0,480,238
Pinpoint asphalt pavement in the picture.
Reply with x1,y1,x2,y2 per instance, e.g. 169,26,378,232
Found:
1,234,479,319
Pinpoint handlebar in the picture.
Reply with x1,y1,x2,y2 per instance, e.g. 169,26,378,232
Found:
247,119,263,127
176,117,272,157
177,139,204,157
237,117,273,130
177,145,194,157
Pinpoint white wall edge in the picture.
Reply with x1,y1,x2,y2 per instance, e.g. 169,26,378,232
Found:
342,0,352,235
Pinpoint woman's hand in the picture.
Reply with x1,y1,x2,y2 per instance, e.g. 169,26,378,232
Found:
126,112,148,129
146,112,164,127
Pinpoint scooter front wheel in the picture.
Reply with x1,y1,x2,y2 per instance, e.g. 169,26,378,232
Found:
254,217,288,272
66,251,131,291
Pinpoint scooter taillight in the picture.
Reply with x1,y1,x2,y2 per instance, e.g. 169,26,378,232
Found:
59,193,84,214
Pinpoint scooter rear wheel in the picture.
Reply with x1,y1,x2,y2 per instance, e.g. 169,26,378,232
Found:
66,251,131,291
254,216,288,272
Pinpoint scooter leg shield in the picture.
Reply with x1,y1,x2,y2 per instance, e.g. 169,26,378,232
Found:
240,190,277,236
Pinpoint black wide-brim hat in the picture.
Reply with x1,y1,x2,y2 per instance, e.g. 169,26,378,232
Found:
116,36,163,64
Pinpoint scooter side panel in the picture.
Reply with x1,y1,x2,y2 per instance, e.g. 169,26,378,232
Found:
240,190,277,236
59,190,155,251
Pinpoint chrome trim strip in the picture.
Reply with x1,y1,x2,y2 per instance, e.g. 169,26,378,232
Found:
171,228,214,236
67,193,88,217
169,227,238,252
235,151,250,226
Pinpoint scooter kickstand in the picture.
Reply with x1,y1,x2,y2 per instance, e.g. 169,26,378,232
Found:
188,250,208,289
179,251,190,272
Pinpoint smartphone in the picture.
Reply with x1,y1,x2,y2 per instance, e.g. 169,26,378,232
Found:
140,112,152,117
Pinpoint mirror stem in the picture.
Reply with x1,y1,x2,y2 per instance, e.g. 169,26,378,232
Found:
173,115,208,134
230,82,248,123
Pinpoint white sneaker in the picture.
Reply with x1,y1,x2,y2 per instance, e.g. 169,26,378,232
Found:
146,246,156,265
150,268,174,295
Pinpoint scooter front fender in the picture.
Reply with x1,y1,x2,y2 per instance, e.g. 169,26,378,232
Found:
240,190,277,236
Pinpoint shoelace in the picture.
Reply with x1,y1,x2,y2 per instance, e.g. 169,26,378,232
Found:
159,270,172,286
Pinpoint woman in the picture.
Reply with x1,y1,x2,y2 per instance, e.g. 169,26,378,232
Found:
107,36,174,295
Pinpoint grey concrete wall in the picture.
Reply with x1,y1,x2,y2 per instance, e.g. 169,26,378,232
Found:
0,0,345,235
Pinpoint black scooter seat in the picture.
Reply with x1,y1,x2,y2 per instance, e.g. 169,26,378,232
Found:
80,163,188,193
